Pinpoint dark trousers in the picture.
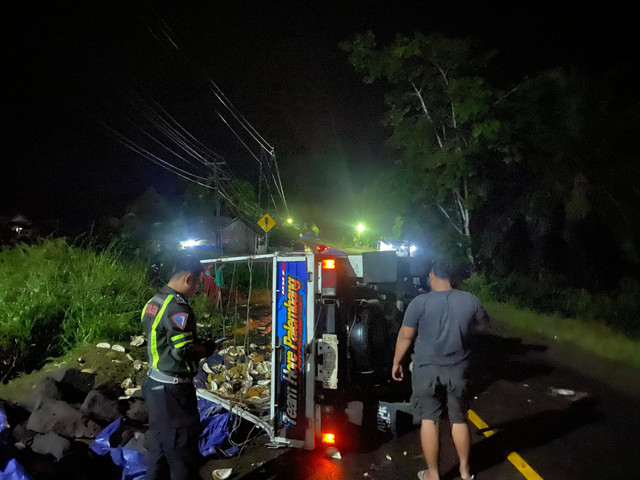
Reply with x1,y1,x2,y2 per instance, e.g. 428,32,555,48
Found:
143,379,202,480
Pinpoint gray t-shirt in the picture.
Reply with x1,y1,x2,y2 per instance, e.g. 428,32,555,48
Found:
402,289,484,366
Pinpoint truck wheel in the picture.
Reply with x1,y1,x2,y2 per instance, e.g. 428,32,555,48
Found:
349,303,388,376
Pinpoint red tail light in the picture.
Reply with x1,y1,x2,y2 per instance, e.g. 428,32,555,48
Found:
322,432,336,444
322,259,335,270
321,258,337,296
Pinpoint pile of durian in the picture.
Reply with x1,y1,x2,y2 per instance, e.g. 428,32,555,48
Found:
201,342,272,407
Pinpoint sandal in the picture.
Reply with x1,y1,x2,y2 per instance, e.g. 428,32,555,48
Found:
417,471,428,480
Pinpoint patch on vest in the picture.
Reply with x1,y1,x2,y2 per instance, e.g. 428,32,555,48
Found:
145,304,159,316
171,312,188,329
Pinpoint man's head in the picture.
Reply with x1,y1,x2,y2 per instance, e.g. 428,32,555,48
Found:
167,255,204,297
428,258,454,291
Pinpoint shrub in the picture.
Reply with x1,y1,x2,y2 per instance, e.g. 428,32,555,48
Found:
462,273,496,303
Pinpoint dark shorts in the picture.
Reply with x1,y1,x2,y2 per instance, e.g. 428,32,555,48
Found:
411,360,469,423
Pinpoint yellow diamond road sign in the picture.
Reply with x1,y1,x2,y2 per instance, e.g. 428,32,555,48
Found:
257,213,276,232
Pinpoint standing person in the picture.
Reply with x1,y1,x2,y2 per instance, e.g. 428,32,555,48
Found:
392,258,485,480
141,255,206,480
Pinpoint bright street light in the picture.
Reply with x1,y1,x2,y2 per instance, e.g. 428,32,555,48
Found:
356,223,366,233
287,218,293,224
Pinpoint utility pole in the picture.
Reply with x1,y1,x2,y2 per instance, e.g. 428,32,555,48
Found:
257,155,264,254
207,161,223,256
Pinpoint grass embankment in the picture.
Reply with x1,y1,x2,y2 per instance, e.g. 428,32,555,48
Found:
0,239,156,381
484,300,640,372
0,238,270,385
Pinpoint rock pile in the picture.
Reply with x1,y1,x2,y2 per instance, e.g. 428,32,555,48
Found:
0,338,152,479
6,366,149,461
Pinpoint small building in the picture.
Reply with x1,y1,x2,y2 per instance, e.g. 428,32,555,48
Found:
222,217,266,254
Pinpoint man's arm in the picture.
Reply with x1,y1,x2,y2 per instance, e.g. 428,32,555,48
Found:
392,325,416,381
472,298,494,333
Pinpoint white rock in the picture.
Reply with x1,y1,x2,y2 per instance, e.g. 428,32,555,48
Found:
111,345,125,353
125,387,140,397
96,342,111,349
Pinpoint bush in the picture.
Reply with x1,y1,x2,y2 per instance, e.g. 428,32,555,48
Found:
461,273,496,303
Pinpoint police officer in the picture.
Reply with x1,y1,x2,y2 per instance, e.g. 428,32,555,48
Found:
141,255,205,480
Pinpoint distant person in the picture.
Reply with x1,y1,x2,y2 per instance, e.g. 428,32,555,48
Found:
141,255,206,480
392,258,486,480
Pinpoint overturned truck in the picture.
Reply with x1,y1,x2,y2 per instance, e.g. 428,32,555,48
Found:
196,250,429,449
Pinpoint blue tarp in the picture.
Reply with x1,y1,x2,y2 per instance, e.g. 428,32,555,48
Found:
90,418,146,480
0,405,33,480
90,396,238,479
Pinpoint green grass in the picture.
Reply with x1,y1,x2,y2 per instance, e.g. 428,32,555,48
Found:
485,300,640,371
0,238,155,380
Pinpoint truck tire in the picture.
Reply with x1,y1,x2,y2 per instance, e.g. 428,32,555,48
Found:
349,302,388,376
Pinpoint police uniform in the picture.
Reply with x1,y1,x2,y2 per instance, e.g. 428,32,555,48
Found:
141,285,202,480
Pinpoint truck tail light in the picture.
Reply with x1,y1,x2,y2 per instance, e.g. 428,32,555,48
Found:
321,258,337,296
322,432,336,444
322,259,335,270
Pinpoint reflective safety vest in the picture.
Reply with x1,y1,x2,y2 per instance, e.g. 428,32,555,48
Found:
141,285,199,377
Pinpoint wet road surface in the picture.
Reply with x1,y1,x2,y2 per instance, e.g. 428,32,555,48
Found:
201,328,640,480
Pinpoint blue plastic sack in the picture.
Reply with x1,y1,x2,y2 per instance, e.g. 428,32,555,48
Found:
0,458,33,480
197,397,238,457
90,418,146,480
0,405,33,480
90,398,239,479
199,411,233,457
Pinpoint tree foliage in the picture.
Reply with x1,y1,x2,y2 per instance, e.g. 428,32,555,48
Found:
341,32,505,263
342,31,640,296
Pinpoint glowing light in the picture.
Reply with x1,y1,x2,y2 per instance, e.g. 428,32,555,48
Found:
379,241,395,251
287,218,293,224
322,432,336,444
356,223,366,233
322,259,336,270
410,245,417,253
179,239,200,249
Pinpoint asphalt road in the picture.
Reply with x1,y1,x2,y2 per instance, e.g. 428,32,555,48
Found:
201,329,640,480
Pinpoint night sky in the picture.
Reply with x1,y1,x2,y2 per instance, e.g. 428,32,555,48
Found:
4,1,636,233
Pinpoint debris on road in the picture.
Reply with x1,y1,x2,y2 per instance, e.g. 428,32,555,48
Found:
326,446,342,459
211,467,233,479
96,342,111,349
550,387,576,397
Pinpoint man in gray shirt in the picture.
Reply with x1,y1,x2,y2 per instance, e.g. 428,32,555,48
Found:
392,259,484,480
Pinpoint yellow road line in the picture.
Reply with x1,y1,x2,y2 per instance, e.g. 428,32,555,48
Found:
468,409,544,480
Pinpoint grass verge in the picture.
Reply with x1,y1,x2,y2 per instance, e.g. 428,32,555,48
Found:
485,300,640,372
